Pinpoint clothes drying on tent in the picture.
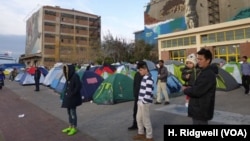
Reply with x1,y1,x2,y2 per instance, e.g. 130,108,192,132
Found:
80,71,104,102
93,73,134,105
95,64,116,79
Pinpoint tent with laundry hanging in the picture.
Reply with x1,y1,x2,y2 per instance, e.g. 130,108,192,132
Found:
92,73,134,105
19,67,46,85
95,64,116,79
80,71,104,102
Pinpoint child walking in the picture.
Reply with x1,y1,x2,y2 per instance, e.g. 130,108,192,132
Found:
181,53,199,107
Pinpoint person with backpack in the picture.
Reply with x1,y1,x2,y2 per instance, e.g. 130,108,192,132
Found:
61,64,82,136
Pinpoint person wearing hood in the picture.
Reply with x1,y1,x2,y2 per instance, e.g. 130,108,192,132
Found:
182,48,216,125
61,64,82,136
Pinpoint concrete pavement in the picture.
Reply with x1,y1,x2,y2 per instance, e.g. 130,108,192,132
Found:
1,80,250,141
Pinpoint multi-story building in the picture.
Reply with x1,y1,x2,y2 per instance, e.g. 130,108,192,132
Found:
20,6,101,68
136,0,250,62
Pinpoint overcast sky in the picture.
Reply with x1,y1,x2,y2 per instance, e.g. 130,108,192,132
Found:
0,0,148,57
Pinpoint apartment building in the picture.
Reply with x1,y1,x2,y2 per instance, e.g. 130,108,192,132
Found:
20,6,101,68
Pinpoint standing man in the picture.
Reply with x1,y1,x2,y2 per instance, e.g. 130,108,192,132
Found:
128,61,143,130
241,56,250,95
133,61,154,141
34,66,41,91
155,60,170,105
183,48,216,125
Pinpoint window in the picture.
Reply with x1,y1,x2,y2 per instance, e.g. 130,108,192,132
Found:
235,29,244,40
201,35,208,43
245,27,250,38
170,50,186,62
178,38,183,46
172,39,177,47
190,36,196,44
161,41,167,48
209,33,216,43
226,31,234,41
183,37,189,45
217,32,225,42
167,40,171,48
213,45,240,62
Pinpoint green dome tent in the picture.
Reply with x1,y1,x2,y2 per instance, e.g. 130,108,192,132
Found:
93,73,134,105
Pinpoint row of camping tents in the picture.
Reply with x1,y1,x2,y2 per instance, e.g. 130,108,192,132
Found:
13,58,242,104
13,61,183,105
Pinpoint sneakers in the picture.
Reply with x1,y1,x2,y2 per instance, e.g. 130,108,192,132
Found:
62,127,77,136
133,134,145,140
67,128,77,136
61,127,71,133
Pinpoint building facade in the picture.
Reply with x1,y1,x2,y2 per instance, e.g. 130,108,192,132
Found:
134,0,250,62
158,18,250,63
20,6,101,68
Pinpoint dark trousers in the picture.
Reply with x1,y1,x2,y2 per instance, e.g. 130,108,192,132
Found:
35,80,40,91
242,75,250,94
192,118,208,125
67,108,77,127
132,98,138,126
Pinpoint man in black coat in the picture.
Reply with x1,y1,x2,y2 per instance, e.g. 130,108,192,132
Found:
128,61,143,130
34,66,41,91
183,48,216,125
61,64,82,136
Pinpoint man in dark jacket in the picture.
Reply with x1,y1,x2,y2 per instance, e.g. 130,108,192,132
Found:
34,66,41,91
183,48,216,125
128,61,143,130
155,60,170,105
61,64,82,136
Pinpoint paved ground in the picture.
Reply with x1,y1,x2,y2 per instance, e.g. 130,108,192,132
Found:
0,80,250,141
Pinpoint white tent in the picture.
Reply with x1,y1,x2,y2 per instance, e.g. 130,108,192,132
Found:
43,63,63,86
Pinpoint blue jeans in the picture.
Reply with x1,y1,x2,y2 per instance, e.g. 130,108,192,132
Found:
67,108,77,127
